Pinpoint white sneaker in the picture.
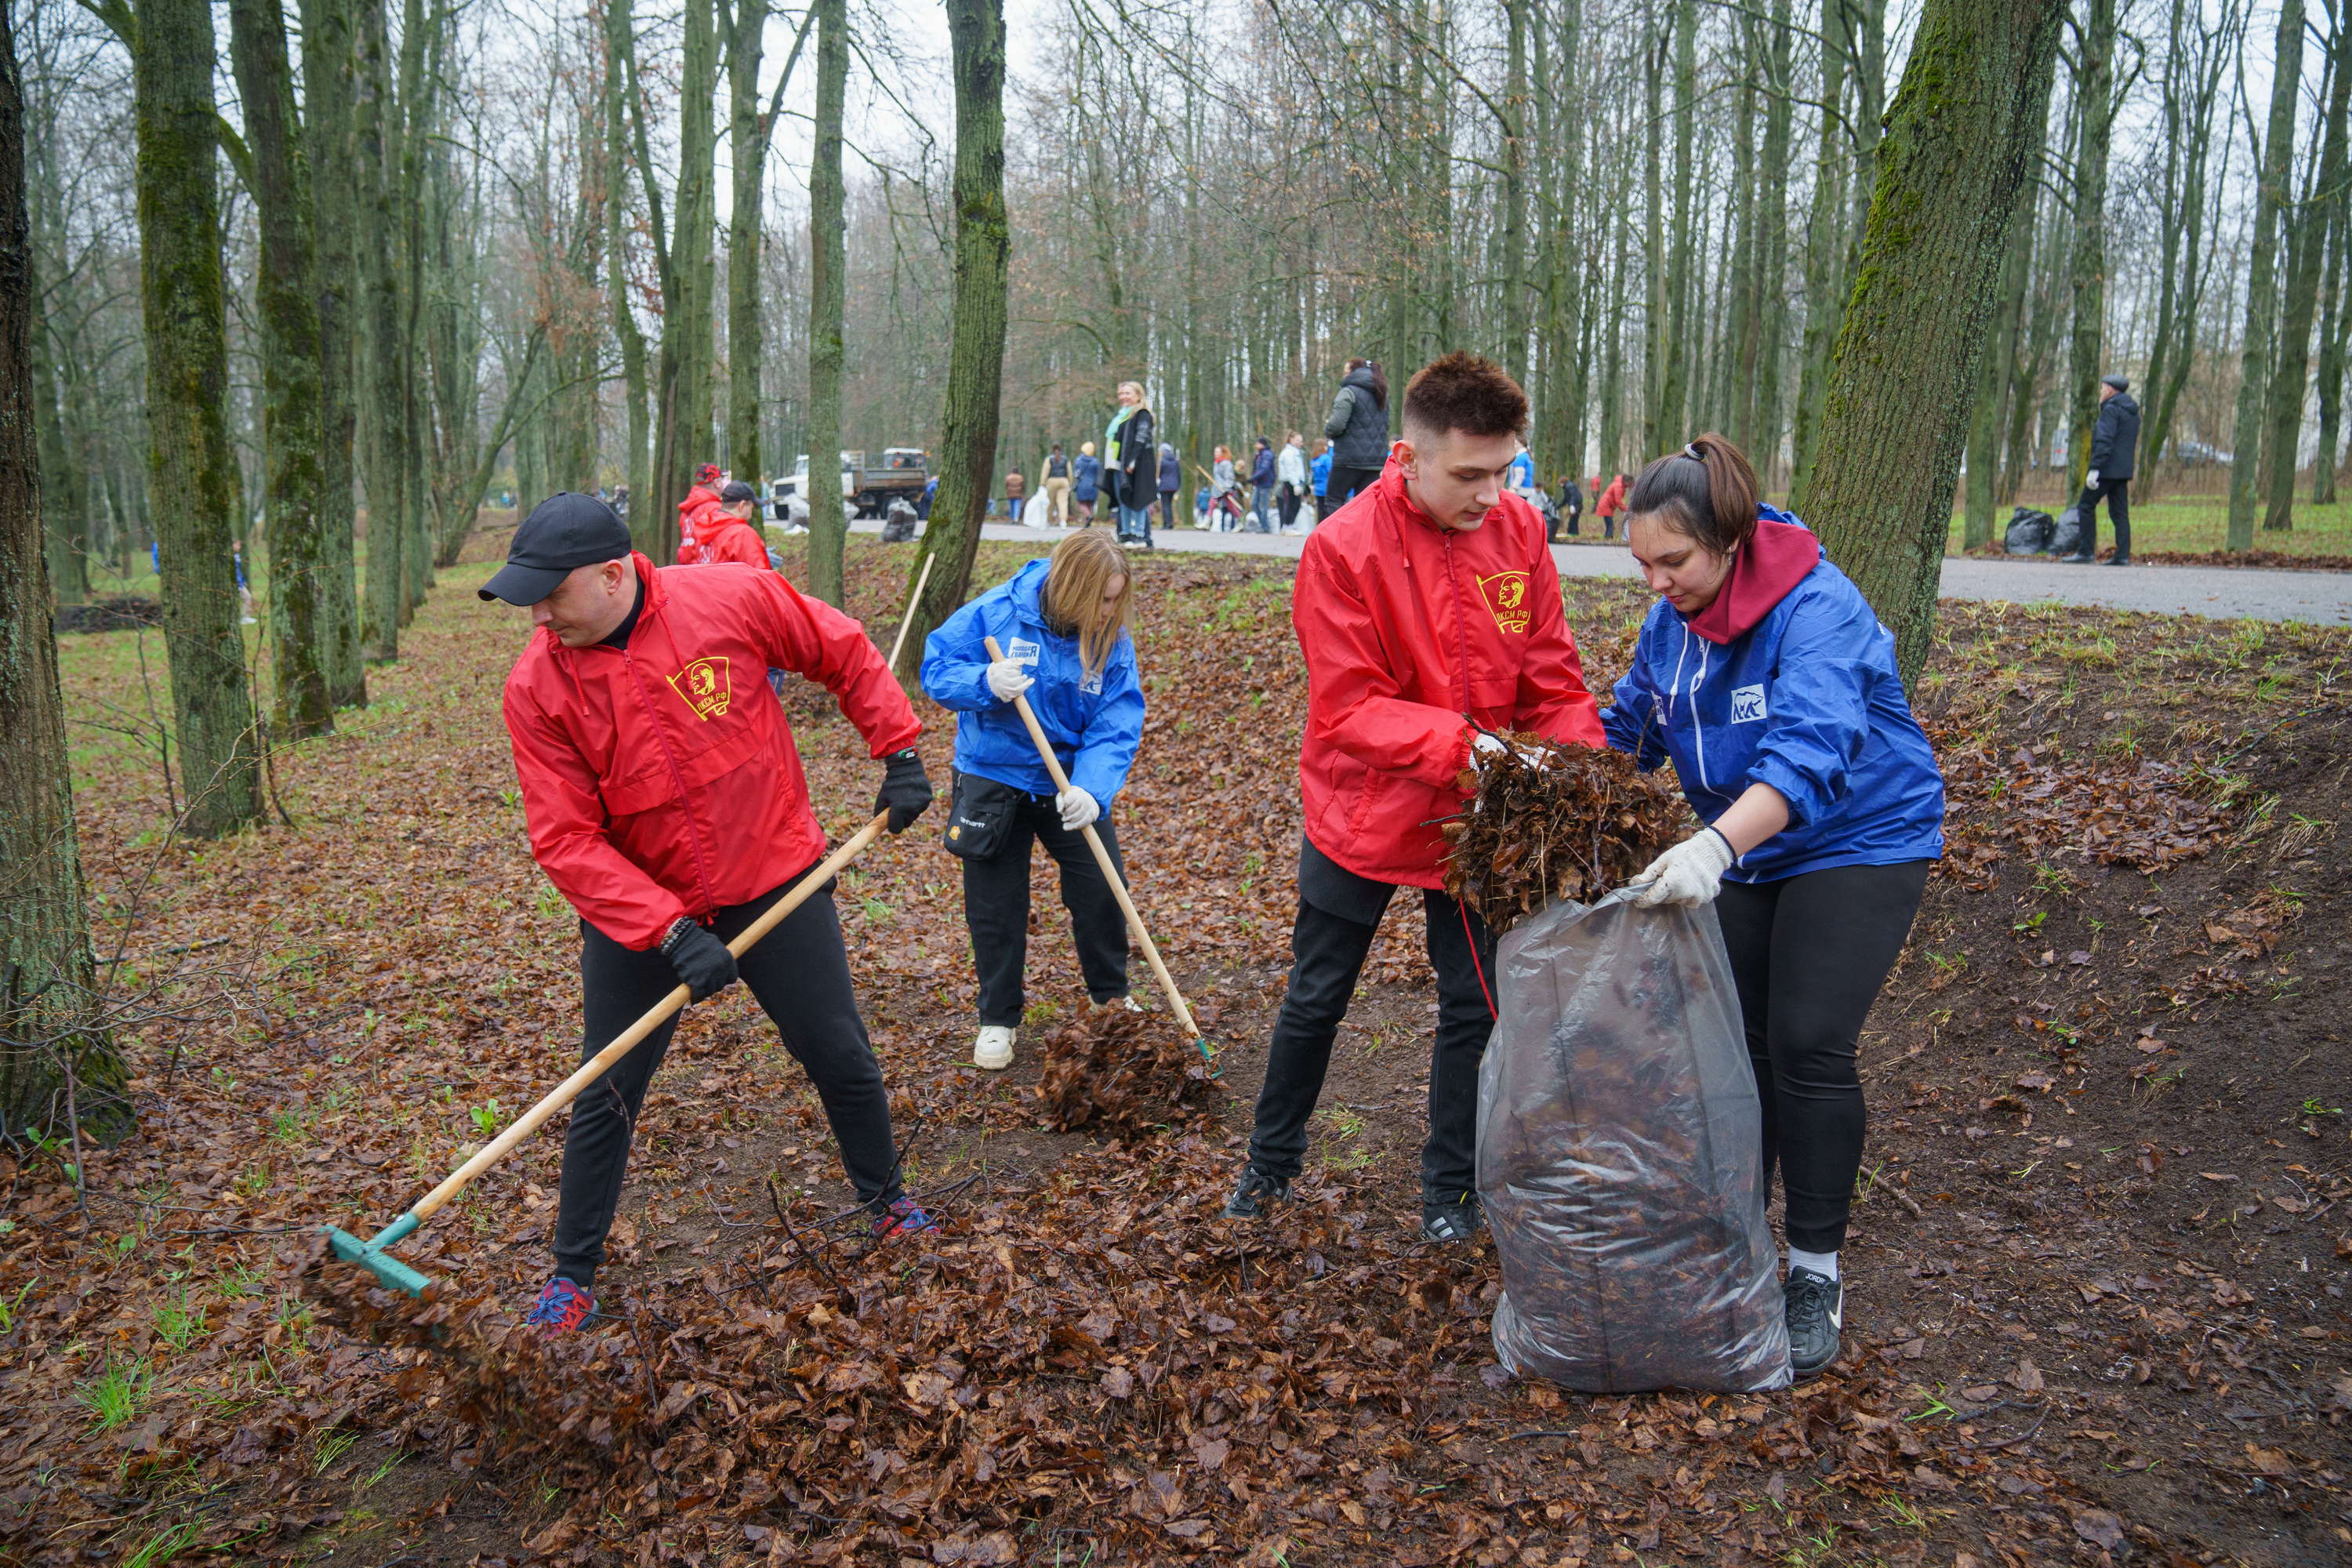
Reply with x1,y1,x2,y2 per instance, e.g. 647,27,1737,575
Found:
973,1025,1014,1071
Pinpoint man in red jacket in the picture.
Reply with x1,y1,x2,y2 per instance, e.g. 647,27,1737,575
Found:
690,480,773,568
674,462,727,564
1225,353,1605,1243
482,492,938,1332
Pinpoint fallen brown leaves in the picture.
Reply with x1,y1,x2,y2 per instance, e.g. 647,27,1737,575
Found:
1440,733,1689,932
1033,1004,1222,1134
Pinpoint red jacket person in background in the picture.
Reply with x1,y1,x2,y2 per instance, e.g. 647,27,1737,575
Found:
483,492,938,1333
691,479,773,568
1224,354,1605,1243
674,462,727,564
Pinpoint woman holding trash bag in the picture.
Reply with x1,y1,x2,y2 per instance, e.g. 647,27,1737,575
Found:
920,529,1146,1073
1600,432,1945,1380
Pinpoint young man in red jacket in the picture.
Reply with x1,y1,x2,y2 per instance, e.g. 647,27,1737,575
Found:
690,480,773,568
674,462,727,564
482,493,938,1331
1225,353,1606,1243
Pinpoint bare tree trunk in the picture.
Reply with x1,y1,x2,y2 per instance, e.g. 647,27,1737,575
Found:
1498,0,1529,380
135,0,262,833
299,0,365,708
1966,189,2033,548
1787,0,1848,498
2063,0,2115,495
2264,11,2350,532
895,0,1007,687
2228,0,2303,553
652,0,717,559
1754,0,1794,485
354,0,405,661
804,0,849,605
230,0,333,739
30,252,86,605
601,0,652,532
1802,0,2065,684
0,5,128,1142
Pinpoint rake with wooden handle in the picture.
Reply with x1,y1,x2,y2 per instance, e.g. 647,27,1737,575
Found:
982,635,1212,1066
318,813,891,1298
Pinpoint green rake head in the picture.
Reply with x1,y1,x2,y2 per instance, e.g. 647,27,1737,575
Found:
320,1212,434,1298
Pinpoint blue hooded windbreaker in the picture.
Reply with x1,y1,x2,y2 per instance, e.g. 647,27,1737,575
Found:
921,558,1146,806
1599,510,1944,883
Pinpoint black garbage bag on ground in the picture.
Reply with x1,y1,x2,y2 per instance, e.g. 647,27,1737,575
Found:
2047,505,2088,557
2002,507,2054,555
880,499,920,543
1476,892,1791,1393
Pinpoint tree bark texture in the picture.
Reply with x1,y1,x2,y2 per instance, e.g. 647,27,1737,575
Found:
31,249,86,605
354,0,405,661
895,0,1007,688
652,0,717,561
804,0,848,606
2228,0,2303,552
602,0,652,535
0,6,129,1141
230,0,333,740
724,0,768,481
1803,0,2065,685
298,0,365,708
1787,0,1848,499
2063,0,2114,493
2263,12,2350,532
134,0,263,834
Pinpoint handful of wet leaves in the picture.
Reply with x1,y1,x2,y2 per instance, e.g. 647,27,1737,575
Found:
1036,1003,1222,1134
1443,732,1691,933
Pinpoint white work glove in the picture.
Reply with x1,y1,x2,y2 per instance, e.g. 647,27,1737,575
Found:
985,657,1033,703
2085,469,2101,488
1628,826,1736,908
1055,786,1100,832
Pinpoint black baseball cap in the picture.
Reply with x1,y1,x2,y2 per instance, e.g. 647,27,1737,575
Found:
719,479,759,506
479,492,631,604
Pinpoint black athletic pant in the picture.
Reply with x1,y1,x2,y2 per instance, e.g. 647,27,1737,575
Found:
1247,873,1498,1204
1326,464,1382,507
2074,477,2131,559
1276,482,1303,530
1713,860,1931,1254
963,797,1130,1027
554,873,900,1288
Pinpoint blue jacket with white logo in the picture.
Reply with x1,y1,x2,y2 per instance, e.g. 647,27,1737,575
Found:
1599,520,1944,883
920,558,1145,806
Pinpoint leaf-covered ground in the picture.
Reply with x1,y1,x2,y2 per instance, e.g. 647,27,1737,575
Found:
5,537,2347,1567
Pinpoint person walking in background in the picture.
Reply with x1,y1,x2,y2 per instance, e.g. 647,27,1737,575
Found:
1041,444,1074,528
2067,374,2140,566
1073,441,1102,523
1593,470,1628,540
675,462,727,564
1004,466,1027,525
1248,437,1277,533
922,529,1146,1073
1209,444,1240,531
1158,442,1181,537
1310,437,1334,523
1323,358,1389,505
1105,381,1157,549
1506,437,1537,500
1276,431,1309,533
1555,473,1584,540
919,474,938,521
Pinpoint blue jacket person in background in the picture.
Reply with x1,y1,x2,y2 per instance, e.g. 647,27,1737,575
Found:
921,529,1146,1072
1599,432,1945,1383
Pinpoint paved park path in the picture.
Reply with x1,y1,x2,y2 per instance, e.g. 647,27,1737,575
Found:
855,517,2352,625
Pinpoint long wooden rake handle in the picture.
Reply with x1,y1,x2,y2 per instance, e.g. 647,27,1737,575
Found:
886,550,937,671
404,813,890,1225
983,636,1203,1047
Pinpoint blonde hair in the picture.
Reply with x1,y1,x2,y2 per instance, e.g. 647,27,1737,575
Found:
1080,441,1095,456
1040,528,1133,676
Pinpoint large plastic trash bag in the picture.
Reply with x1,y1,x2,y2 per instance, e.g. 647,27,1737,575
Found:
2048,504,2089,557
2003,506,2054,555
1476,893,1791,1393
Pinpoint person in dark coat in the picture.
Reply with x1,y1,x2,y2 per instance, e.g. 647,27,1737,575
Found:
1105,381,1156,549
1555,474,1583,541
2069,374,2140,566
1322,359,1390,504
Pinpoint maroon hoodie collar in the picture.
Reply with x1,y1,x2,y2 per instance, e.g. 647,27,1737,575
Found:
1682,517,1820,645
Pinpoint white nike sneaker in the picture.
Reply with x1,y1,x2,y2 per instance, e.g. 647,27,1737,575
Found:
973,1025,1015,1071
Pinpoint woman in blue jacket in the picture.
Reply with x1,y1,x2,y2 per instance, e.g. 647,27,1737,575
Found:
1601,432,1945,1381
921,529,1147,1072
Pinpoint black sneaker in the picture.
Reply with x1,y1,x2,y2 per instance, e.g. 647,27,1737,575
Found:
1784,1267,1843,1379
1222,1166,1290,1218
1420,1192,1486,1243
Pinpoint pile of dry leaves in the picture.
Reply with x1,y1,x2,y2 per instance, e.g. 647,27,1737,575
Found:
1033,1004,1222,1134
1441,732,1690,931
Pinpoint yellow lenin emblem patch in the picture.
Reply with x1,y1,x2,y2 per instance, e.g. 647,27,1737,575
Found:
1479,570,1532,634
667,655,733,720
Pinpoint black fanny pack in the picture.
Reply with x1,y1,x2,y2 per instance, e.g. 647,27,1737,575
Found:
942,771,1022,860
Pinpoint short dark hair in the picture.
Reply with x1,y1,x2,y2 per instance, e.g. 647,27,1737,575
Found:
1401,351,1529,441
1625,432,1760,554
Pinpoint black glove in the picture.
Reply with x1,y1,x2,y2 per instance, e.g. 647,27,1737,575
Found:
875,746,933,834
661,918,738,1001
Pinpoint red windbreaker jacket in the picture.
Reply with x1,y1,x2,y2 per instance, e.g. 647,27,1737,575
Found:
693,516,771,568
502,553,920,949
1295,463,1605,890
674,482,727,565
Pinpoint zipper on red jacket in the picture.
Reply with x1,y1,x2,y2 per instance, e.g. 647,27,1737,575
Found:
1443,532,1475,717
619,637,721,920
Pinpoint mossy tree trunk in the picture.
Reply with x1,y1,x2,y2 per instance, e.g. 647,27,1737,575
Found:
230,0,333,740
1802,0,2066,687
804,0,848,606
354,0,405,661
134,0,263,833
2263,11,2351,533
602,0,652,533
2227,0,2303,553
2063,0,2114,495
299,0,365,709
30,249,87,605
893,0,1007,688
649,0,716,564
